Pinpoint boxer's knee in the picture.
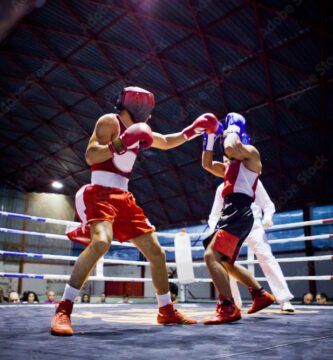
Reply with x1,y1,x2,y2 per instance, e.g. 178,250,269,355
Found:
89,238,110,255
147,244,166,264
204,249,216,267
133,233,166,264
90,221,112,255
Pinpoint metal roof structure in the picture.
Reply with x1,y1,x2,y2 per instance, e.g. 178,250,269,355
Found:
0,0,332,228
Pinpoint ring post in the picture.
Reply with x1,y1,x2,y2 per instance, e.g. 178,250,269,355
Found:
174,230,195,302
96,256,104,277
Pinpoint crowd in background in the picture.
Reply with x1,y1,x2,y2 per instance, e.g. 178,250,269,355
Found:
0,287,134,305
302,292,329,305
0,287,59,304
0,286,330,305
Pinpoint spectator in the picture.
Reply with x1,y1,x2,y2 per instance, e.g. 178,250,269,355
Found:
0,287,8,304
316,293,328,305
21,291,39,304
118,294,133,304
81,293,90,303
44,291,59,304
97,293,107,304
8,291,20,304
302,292,314,305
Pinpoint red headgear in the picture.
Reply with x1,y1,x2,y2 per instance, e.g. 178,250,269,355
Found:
115,86,155,122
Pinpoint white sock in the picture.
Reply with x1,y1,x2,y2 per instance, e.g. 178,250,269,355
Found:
156,292,171,308
62,284,80,302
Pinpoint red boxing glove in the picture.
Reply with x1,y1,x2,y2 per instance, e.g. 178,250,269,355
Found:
109,123,153,155
182,113,219,140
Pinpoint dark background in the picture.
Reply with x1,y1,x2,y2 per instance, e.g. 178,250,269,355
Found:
0,0,332,229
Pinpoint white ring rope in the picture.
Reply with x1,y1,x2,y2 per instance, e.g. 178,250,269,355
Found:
0,210,332,283
189,276,333,282
0,250,331,267
0,272,331,282
0,227,136,248
0,250,176,268
1,211,333,236
0,227,332,252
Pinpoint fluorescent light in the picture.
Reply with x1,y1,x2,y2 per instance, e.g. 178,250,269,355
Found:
52,181,63,189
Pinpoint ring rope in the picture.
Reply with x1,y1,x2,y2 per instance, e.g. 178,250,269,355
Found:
1,210,332,283
0,227,136,248
1,250,331,267
1,211,333,236
0,227,332,252
0,250,176,267
0,272,331,282
192,276,333,282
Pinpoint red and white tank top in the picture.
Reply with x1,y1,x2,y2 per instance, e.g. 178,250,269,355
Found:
222,160,259,199
90,117,140,190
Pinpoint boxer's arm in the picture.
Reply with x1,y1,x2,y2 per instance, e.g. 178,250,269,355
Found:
151,132,187,150
224,134,262,172
224,133,257,160
85,114,119,165
151,113,220,150
202,150,226,177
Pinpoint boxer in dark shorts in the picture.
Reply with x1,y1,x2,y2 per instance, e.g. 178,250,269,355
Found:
201,112,275,325
203,193,254,265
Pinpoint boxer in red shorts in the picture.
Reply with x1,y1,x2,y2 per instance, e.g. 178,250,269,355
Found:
51,86,219,335
201,113,274,325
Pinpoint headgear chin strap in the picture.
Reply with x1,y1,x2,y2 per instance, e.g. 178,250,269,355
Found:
115,86,155,123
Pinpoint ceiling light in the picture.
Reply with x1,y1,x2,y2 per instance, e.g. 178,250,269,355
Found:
52,181,63,189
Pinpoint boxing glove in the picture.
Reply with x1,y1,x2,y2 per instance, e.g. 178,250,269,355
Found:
203,133,215,151
224,112,246,138
203,122,224,151
109,123,153,155
182,113,219,140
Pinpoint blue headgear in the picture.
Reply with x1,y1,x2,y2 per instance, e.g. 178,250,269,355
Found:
225,112,246,136
240,133,251,145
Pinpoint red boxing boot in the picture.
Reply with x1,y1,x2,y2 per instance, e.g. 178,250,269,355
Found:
51,300,74,336
247,288,275,314
157,303,197,325
204,301,241,325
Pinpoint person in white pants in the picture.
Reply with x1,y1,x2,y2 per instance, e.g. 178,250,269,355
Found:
208,180,295,312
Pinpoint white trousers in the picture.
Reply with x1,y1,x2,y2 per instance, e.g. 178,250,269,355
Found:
231,226,294,304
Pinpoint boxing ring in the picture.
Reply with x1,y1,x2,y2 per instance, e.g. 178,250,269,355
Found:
0,211,333,359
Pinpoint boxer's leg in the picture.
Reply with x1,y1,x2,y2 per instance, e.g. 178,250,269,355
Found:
131,232,197,324
51,221,113,336
204,237,233,300
131,232,168,295
203,236,241,325
223,261,274,314
223,262,261,290
69,221,113,289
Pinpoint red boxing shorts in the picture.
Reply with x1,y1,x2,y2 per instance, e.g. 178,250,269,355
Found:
203,193,254,264
67,184,154,246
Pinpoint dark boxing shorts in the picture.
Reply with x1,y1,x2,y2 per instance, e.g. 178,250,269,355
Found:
203,193,254,264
